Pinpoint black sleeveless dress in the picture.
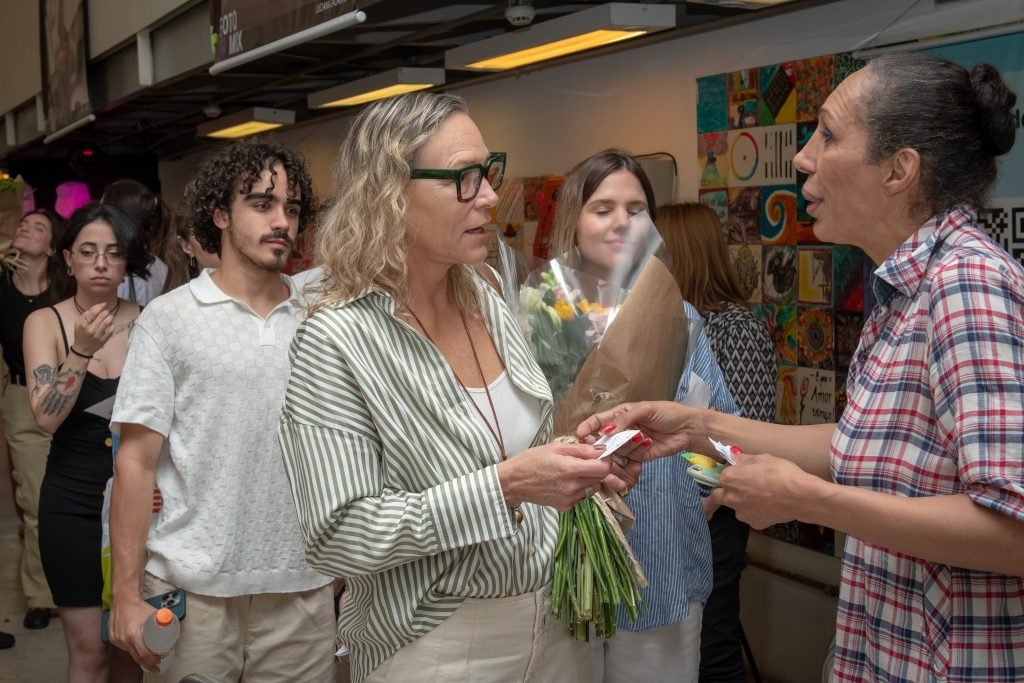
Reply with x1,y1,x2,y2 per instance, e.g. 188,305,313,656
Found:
37,307,118,607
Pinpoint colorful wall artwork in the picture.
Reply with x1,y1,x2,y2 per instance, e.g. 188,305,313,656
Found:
696,39,1024,553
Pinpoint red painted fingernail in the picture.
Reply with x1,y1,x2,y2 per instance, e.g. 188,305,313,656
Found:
730,446,742,456
642,438,652,448
601,424,617,434
630,433,643,442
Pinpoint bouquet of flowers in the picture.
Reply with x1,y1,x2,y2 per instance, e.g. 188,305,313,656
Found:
498,212,694,639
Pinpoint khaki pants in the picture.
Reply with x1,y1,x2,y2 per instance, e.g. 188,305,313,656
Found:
1,382,55,609
591,601,703,683
364,587,591,683
142,573,336,683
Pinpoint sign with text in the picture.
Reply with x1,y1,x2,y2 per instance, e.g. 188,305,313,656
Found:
210,0,362,63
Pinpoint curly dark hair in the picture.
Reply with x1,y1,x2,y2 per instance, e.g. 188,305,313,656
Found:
182,139,315,255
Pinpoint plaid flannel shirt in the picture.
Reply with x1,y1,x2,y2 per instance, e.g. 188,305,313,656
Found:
830,207,1024,682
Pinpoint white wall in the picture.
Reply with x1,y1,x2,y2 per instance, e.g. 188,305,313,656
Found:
156,5,1017,677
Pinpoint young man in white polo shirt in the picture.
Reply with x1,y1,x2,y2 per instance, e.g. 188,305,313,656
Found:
108,140,335,681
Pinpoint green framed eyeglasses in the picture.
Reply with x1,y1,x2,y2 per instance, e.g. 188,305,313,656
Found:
410,152,506,202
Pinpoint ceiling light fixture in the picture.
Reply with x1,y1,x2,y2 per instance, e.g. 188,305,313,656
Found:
308,67,446,108
445,2,675,72
197,107,295,139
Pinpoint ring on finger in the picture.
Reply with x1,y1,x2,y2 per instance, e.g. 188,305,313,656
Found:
584,486,595,498
611,453,629,468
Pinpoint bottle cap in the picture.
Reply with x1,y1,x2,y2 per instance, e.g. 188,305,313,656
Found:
155,608,174,627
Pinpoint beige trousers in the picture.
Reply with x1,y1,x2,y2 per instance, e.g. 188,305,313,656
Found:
364,587,591,683
142,573,336,683
1,382,55,609
590,601,704,683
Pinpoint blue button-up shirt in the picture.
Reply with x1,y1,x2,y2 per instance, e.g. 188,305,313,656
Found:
620,301,739,631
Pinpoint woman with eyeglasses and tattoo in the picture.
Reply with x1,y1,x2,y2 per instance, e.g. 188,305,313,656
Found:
23,202,148,682
278,93,645,683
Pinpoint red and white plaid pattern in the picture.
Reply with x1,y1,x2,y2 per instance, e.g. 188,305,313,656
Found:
830,208,1024,682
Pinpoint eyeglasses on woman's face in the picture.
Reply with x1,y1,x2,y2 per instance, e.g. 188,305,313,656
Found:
410,152,506,203
71,247,127,265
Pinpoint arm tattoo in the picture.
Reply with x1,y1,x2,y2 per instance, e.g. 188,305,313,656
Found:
31,364,87,417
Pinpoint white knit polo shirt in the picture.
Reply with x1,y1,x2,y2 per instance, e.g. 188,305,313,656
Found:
112,270,330,597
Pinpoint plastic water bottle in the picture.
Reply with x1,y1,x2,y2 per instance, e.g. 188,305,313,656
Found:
142,608,180,673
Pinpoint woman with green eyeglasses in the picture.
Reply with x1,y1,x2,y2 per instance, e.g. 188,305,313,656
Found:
279,92,644,683
24,202,148,683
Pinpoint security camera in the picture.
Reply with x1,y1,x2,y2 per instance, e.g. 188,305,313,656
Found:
505,1,535,27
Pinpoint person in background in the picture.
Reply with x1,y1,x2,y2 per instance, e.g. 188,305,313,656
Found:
108,140,336,682
579,53,1024,683
548,150,739,683
23,203,147,682
172,209,220,278
1,209,64,631
656,202,777,683
101,179,187,303
278,94,641,683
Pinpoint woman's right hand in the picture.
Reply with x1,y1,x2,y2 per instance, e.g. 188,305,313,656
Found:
73,302,116,356
576,401,703,462
497,441,611,512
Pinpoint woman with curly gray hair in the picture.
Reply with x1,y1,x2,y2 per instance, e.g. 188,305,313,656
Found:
279,92,645,683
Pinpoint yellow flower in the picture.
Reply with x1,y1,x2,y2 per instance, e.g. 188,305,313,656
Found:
578,299,606,315
554,300,575,321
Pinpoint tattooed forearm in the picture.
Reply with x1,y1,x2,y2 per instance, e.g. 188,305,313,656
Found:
31,365,86,418
30,365,55,398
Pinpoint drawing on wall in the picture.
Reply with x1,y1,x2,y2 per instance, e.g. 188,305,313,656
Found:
759,62,796,125
698,74,729,133
833,246,868,311
699,189,729,227
832,52,867,88
728,69,759,128
699,132,729,189
761,246,797,305
798,367,835,424
726,187,761,244
761,185,798,245
798,246,833,305
795,55,833,122
774,364,799,425
730,244,762,302
754,302,797,367
798,306,835,370
728,125,796,186
834,311,864,368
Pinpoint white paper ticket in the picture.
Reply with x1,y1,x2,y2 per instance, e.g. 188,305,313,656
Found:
594,429,641,459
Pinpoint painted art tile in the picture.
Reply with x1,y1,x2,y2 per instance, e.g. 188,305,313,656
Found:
798,306,835,370
730,244,762,303
728,69,759,129
761,185,798,245
524,176,563,259
795,121,820,236
775,364,799,425
798,246,833,305
754,303,797,367
798,367,835,424
834,311,864,369
700,189,729,227
727,124,796,187
832,52,867,89
833,246,868,311
758,62,796,125
697,73,729,134
795,55,834,122
699,132,729,189
727,187,761,244
835,370,849,420
761,246,797,305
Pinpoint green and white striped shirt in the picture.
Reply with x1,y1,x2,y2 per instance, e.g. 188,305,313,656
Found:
278,271,556,682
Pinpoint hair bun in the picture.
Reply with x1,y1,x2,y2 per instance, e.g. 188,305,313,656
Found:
970,63,1017,157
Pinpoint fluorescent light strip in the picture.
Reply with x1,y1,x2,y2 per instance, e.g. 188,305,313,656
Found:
467,29,647,70
319,83,435,108
205,121,287,139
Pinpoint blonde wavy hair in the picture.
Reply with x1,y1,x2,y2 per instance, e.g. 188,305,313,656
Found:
311,92,480,314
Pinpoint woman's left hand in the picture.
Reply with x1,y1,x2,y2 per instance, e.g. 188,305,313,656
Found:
709,452,819,529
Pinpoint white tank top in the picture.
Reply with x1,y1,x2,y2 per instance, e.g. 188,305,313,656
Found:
463,371,543,457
